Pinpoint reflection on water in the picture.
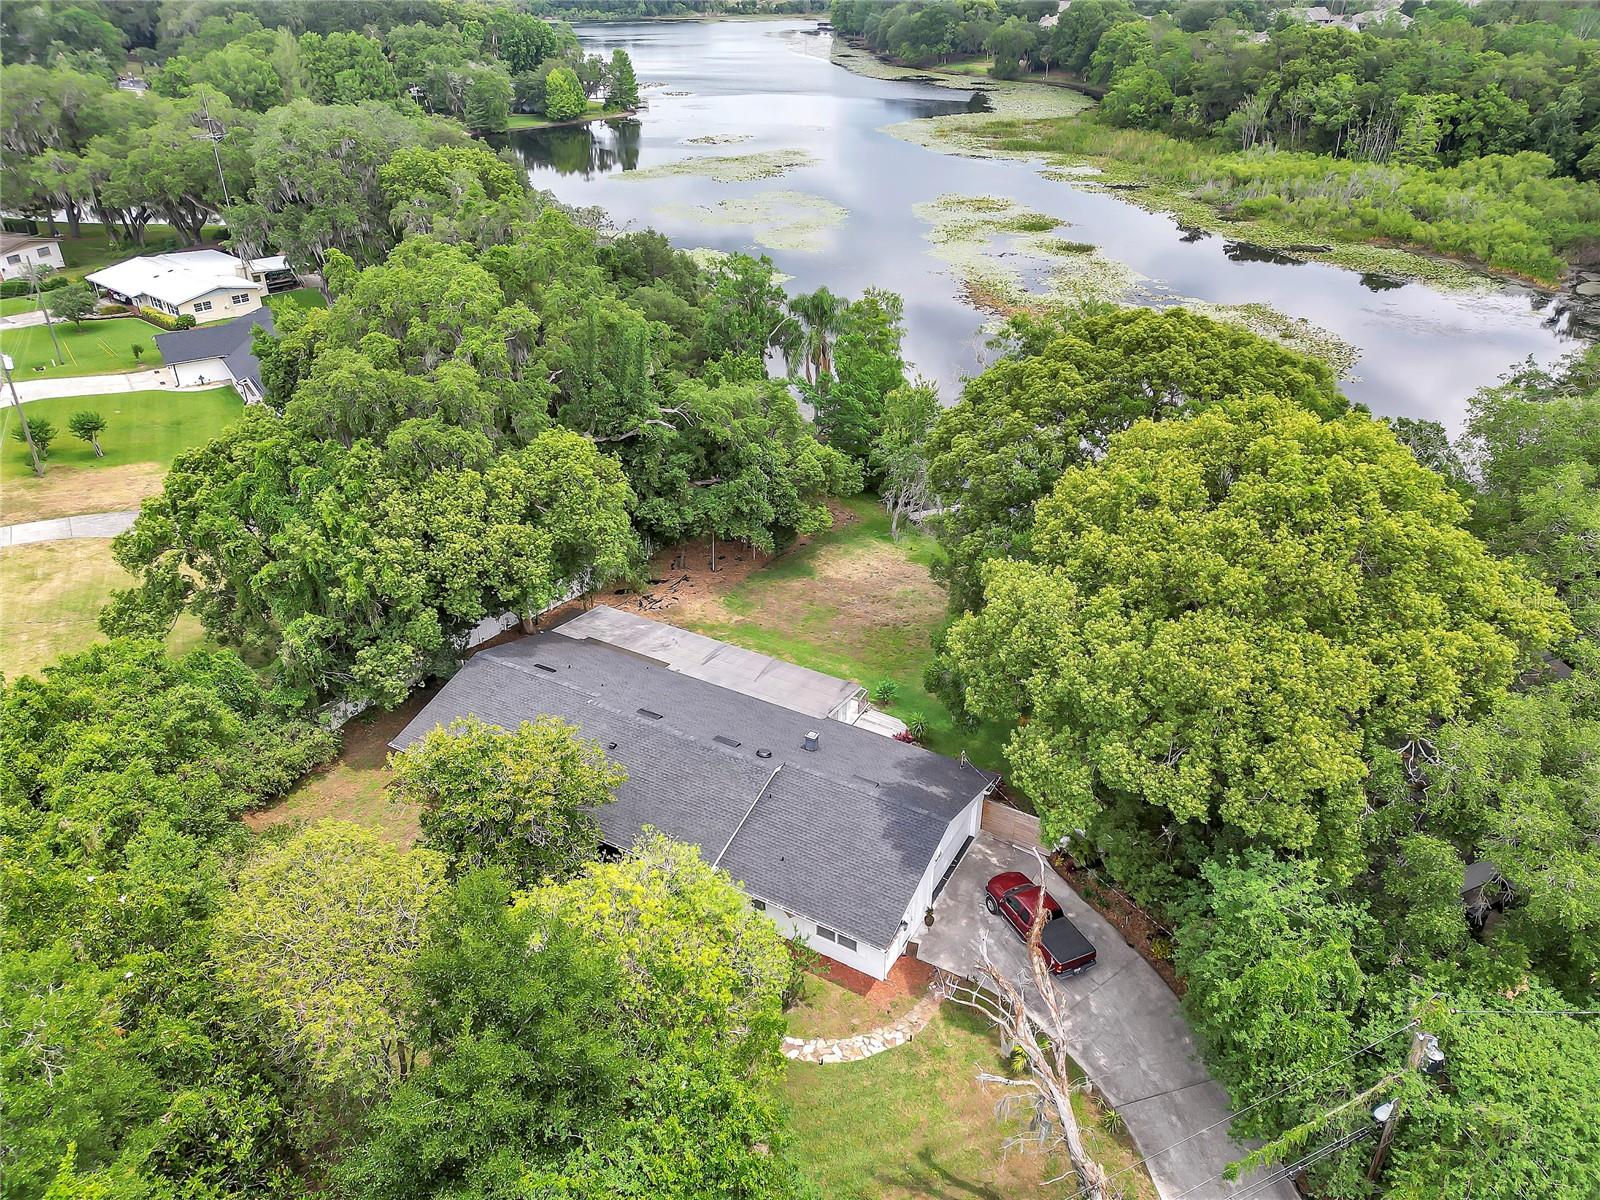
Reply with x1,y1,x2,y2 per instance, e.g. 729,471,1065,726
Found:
1359,273,1406,293
1224,242,1304,267
514,119,643,178
503,18,1586,427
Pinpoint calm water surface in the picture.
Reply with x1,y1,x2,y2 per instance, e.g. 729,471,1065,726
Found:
507,19,1587,428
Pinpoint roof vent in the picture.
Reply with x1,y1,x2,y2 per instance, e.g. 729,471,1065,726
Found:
533,662,557,673
714,735,742,748
756,748,773,759
636,708,663,720
606,742,618,751
802,731,820,752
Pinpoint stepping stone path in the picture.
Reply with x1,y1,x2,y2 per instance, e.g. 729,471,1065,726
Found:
782,991,942,1065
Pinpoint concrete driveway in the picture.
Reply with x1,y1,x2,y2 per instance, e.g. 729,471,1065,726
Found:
917,833,1294,1200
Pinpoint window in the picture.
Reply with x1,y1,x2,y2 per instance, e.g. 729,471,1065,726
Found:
813,925,858,953
194,300,213,313
750,898,766,912
5,254,19,264
231,293,249,304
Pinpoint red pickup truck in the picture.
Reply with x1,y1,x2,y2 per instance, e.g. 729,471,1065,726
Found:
984,871,1097,976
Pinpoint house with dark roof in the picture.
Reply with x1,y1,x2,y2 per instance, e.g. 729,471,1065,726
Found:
153,307,275,402
392,626,998,979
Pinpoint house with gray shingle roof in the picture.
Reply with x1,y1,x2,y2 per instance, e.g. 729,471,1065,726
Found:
153,307,275,402
392,624,998,979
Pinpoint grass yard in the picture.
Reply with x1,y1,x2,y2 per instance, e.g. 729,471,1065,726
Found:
1,295,40,316
1,386,243,524
0,539,208,681
49,223,230,279
265,286,327,314
784,974,1155,1200
245,694,432,845
505,102,625,129
0,317,162,379
668,496,1012,773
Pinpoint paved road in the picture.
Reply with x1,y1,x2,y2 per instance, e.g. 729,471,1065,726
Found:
917,833,1295,1200
0,309,48,329
0,510,138,548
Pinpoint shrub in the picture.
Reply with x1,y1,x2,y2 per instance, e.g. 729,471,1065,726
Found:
0,274,67,298
907,716,928,740
870,679,899,706
138,306,178,330
174,313,197,329
11,417,57,460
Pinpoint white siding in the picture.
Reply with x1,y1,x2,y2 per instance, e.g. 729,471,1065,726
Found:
185,287,263,321
753,898,896,979
0,241,62,281
887,791,985,961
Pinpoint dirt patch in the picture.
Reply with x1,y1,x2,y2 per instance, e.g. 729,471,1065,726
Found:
245,686,438,846
561,498,865,629
1,461,166,524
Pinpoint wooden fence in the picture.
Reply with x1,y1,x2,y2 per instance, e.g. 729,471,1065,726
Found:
981,797,1042,847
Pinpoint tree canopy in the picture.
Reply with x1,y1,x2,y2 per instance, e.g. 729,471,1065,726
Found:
394,715,623,889
942,392,1568,879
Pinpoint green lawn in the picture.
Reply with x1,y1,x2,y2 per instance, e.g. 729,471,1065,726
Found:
0,539,210,682
676,497,1012,774
784,980,1155,1200
1,386,242,524
265,286,327,314
1,295,40,316
0,317,162,378
505,102,624,129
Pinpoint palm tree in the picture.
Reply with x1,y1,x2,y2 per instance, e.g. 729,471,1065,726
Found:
787,287,845,383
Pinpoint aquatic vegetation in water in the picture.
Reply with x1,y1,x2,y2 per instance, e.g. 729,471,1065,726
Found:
658,190,848,254
913,193,1138,315
622,147,816,183
1179,301,1361,377
684,133,754,145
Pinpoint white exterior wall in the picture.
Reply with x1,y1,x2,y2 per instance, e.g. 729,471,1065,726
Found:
181,286,263,321
751,896,897,979
886,791,985,960
168,356,231,387
0,241,63,280
748,787,988,981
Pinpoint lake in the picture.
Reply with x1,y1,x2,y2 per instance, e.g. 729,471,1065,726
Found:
506,18,1588,428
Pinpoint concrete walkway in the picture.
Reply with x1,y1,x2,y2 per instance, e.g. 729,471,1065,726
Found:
0,309,48,329
0,510,138,548
0,367,227,404
916,833,1295,1200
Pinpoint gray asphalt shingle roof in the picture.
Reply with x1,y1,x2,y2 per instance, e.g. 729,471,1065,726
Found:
153,306,275,391
391,633,997,947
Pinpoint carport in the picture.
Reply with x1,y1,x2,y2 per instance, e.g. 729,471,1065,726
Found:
916,832,1295,1200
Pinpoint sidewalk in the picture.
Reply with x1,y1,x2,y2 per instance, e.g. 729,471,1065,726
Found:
0,510,138,548
1,366,227,404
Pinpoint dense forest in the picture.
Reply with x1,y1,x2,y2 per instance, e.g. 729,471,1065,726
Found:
922,306,1600,1195
833,0,1600,281
3,3,1598,1198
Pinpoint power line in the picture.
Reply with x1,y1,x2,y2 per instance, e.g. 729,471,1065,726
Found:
1448,1007,1600,1016
1058,1018,1419,1200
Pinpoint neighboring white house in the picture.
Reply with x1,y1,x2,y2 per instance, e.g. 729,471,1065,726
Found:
85,249,271,322
392,617,998,980
0,232,64,281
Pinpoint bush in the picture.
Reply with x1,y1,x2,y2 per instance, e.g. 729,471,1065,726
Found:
174,313,197,330
138,306,179,330
1,274,68,298
870,679,899,706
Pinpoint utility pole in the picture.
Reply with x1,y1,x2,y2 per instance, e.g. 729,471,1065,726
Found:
2,353,44,477
29,266,64,366
1367,1029,1442,1183
192,94,232,210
